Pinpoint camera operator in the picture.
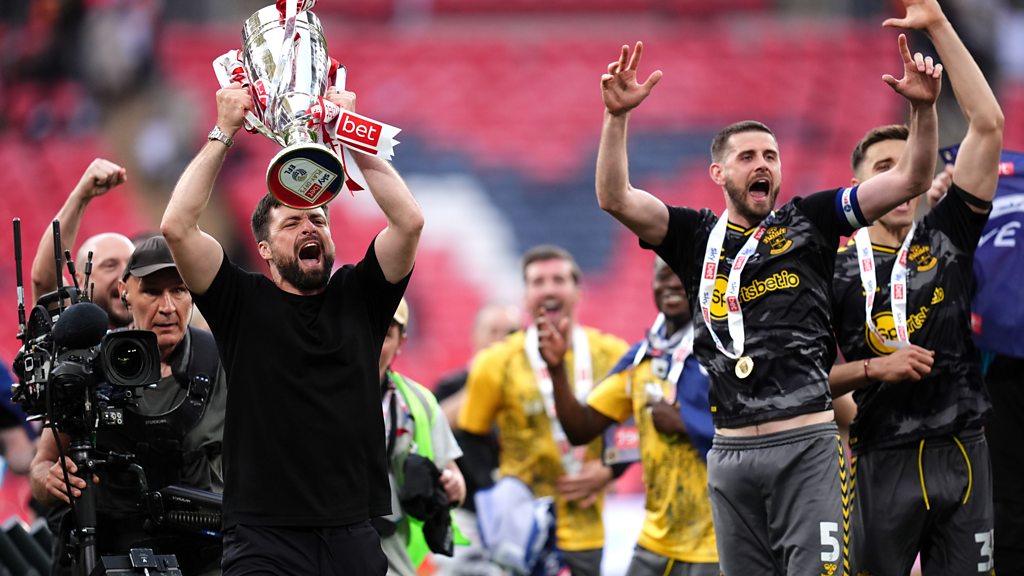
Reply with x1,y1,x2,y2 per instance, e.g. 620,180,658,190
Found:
29,236,228,575
29,158,134,328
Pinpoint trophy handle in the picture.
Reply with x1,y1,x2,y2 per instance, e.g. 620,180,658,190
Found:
330,58,347,92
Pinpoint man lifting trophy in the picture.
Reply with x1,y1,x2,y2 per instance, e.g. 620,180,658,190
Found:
213,0,400,209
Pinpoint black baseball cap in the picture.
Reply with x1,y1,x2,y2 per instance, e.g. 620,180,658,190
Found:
122,235,178,280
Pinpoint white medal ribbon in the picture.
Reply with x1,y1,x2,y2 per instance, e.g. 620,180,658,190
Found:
697,210,773,362
525,324,592,476
853,222,917,349
633,313,693,402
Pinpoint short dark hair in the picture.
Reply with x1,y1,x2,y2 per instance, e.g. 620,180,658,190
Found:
521,245,581,285
250,194,330,243
850,124,909,173
711,121,776,163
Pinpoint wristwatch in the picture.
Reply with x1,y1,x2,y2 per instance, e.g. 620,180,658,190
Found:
207,126,233,148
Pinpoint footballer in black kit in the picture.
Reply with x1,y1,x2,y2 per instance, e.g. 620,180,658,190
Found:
827,0,1005,568
596,35,941,575
646,187,863,574
832,184,991,454
650,189,856,428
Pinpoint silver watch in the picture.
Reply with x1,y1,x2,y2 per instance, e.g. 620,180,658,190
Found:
207,126,234,148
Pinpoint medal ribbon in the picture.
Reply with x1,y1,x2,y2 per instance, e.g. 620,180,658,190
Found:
633,313,693,399
697,210,773,361
853,222,917,349
525,325,592,475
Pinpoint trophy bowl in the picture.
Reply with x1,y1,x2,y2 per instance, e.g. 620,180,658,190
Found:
240,4,345,210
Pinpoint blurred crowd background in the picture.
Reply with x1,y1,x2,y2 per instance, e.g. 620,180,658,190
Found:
1,0,1022,394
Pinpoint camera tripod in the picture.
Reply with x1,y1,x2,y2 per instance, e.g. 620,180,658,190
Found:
60,438,181,576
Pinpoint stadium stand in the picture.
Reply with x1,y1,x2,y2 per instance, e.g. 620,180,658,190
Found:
1,8,1022,399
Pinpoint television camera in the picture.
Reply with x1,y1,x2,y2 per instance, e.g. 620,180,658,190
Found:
9,220,221,576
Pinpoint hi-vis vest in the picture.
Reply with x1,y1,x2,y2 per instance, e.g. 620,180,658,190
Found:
388,371,467,567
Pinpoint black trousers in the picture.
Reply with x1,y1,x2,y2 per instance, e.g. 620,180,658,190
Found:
222,521,386,576
985,354,1024,574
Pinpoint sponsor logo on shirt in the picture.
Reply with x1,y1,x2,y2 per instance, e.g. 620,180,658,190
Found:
708,270,802,320
865,288,941,355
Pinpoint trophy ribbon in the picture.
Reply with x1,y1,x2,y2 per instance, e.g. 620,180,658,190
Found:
212,50,280,143
212,47,401,198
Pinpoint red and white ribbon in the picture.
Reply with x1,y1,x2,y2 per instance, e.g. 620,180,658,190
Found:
212,46,402,197
697,210,774,362
853,223,917,350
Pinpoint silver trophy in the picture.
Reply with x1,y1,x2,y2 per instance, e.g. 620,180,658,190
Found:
239,2,345,210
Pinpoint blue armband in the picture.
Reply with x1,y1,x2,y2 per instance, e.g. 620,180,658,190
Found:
836,185,870,231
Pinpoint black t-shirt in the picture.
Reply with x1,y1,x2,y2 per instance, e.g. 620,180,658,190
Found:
833,184,991,453
193,239,408,528
647,189,852,428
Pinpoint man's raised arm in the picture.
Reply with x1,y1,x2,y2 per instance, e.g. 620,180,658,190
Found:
856,34,942,222
595,42,670,246
160,85,252,295
325,91,422,283
30,159,126,302
886,0,1004,207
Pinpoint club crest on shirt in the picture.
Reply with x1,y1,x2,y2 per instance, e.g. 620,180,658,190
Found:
909,244,937,272
763,226,793,255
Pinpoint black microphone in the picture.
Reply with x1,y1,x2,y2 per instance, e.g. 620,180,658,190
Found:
52,303,109,349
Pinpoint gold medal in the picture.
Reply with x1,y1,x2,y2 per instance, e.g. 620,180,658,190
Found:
735,356,754,379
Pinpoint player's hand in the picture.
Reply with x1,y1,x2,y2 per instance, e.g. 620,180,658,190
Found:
536,311,569,370
601,41,663,117
325,87,356,114
867,344,935,383
440,466,466,507
557,460,612,509
883,34,942,107
926,164,954,208
45,457,98,505
883,0,948,33
73,159,126,202
647,399,687,437
215,82,254,137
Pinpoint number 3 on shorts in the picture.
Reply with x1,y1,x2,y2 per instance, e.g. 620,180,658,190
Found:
975,530,994,572
819,521,840,562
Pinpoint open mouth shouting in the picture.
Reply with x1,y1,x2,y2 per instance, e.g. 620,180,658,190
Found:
297,240,323,269
748,177,772,204
539,298,563,323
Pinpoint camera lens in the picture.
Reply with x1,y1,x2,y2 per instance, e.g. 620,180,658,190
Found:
100,330,161,388
108,340,144,380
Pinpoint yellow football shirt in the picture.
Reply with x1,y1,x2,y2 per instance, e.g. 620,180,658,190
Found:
587,359,718,563
459,327,628,552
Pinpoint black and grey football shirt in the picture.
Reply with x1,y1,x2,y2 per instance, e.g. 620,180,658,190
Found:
832,183,992,453
647,189,855,428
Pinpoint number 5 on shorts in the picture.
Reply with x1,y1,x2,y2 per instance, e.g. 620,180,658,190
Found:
819,522,840,562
